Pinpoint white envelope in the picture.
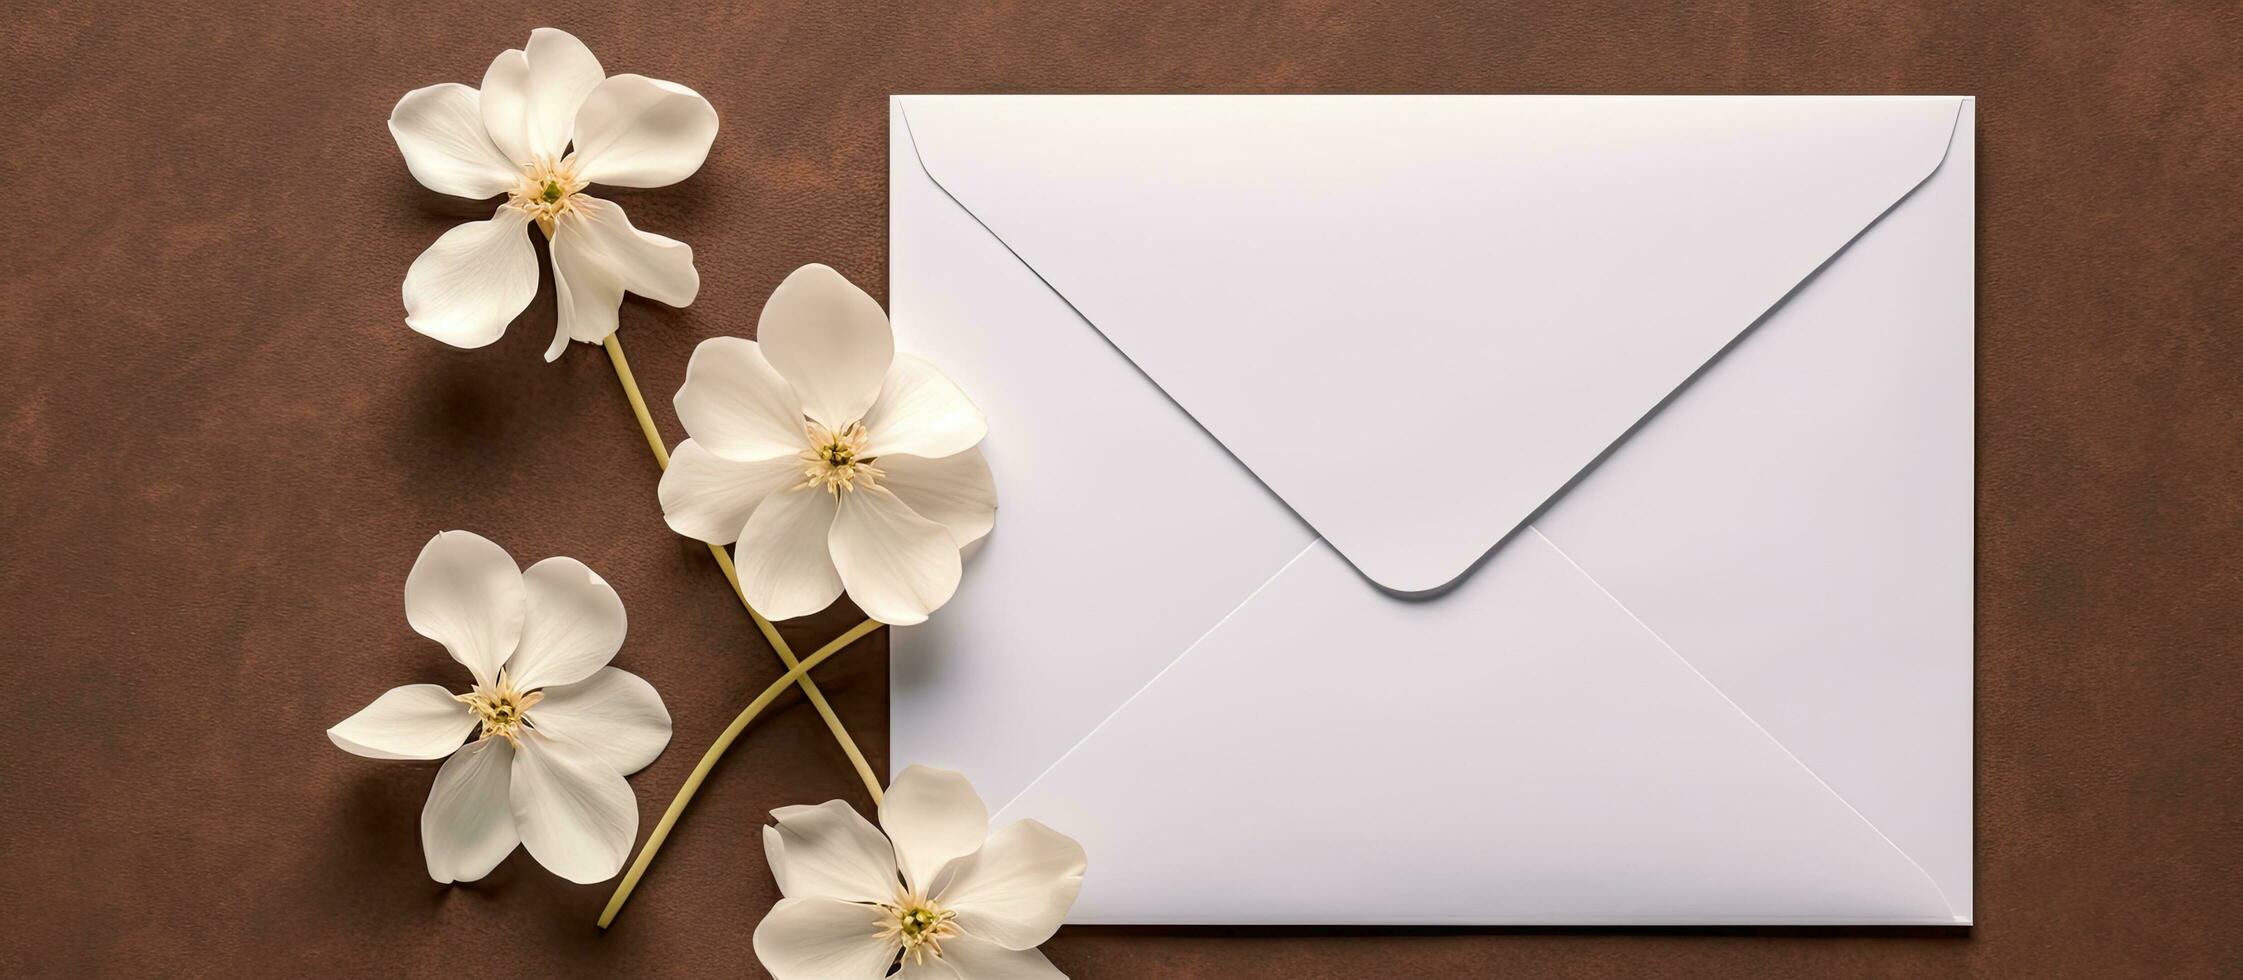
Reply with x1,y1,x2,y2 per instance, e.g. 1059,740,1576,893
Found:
888,95,1973,926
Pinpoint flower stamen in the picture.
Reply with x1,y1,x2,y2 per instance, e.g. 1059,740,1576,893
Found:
797,421,882,494
875,893,959,966
456,671,543,746
507,155,587,237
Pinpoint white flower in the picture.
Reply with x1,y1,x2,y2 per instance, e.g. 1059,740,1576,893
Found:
327,530,672,884
658,263,997,626
389,28,717,361
753,766,1085,979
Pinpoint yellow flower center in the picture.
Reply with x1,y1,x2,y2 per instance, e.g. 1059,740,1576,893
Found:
797,421,882,495
455,672,543,746
507,156,586,237
876,894,958,966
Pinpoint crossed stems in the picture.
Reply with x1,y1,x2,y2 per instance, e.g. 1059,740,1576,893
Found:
597,333,886,929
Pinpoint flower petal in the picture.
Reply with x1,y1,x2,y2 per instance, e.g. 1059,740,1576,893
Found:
673,337,810,463
767,800,902,904
764,824,793,895
480,30,604,165
388,83,518,198
327,684,474,761
659,439,802,544
860,355,987,461
568,196,699,305
893,955,956,980
877,448,997,550
477,48,533,166
936,820,1085,950
829,487,961,627
404,530,525,689
734,485,844,621
757,264,894,431
546,213,621,361
509,728,637,884
505,556,626,691
525,667,671,776
525,29,604,158
571,73,718,188
897,934,1064,980
752,897,900,980
880,766,988,897
547,197,697,360
421,736,518,883
402,207,538,350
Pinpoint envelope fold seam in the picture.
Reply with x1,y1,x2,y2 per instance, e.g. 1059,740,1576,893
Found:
898,98,1321,539
984,538,1327,823
1526,524,1961,922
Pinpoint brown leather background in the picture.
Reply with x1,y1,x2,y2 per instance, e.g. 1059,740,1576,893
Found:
4,0,2240,975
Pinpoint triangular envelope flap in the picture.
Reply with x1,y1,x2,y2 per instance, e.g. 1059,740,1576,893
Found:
902,95,1963,592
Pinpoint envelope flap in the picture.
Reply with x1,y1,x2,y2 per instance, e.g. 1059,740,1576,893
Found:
901,96,1963,592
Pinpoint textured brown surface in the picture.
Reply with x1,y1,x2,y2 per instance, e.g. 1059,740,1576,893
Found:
3,0,2240,976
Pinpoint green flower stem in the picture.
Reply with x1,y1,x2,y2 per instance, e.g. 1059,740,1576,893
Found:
599,617,884,929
